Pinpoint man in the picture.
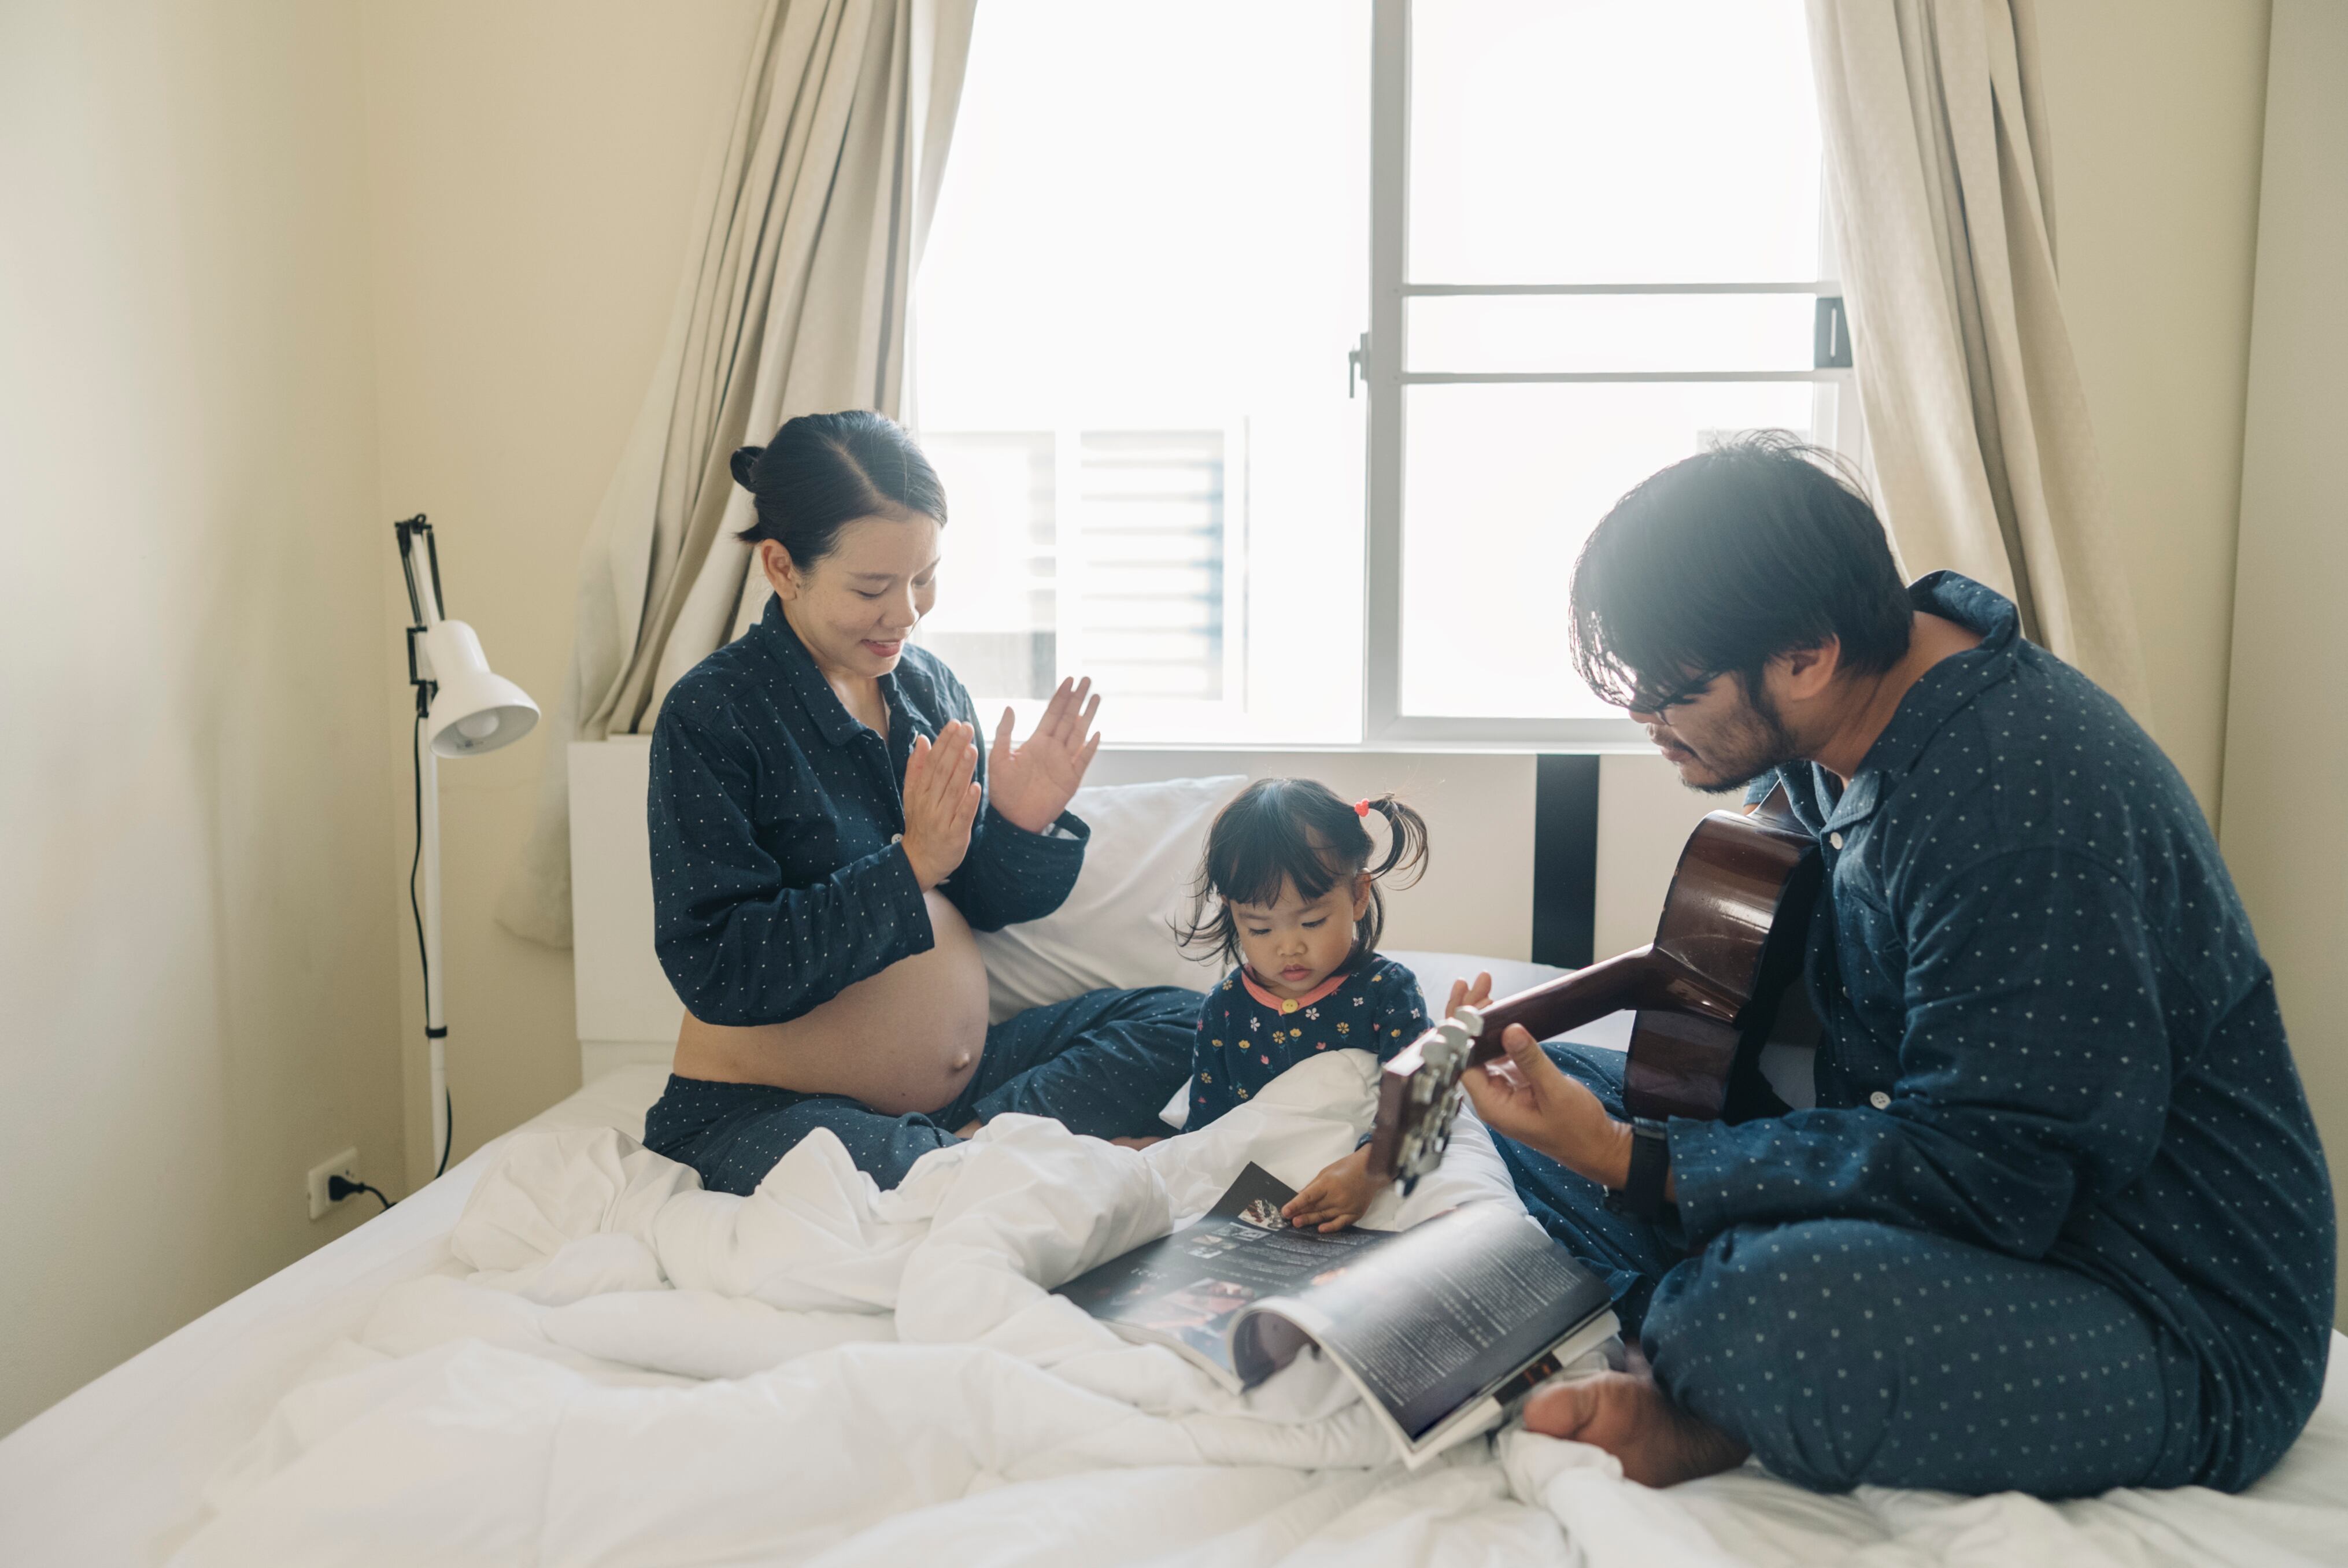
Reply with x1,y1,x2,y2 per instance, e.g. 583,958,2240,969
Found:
1466,433,2334,1495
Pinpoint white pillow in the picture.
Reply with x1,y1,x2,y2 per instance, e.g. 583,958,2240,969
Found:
974,775,1248,1022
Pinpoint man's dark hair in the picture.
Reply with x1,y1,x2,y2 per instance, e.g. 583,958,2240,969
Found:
1568,431,1913,711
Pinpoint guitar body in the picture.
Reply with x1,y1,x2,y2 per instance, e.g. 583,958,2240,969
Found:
1621,803,1820,1123
1366,790,1821,1188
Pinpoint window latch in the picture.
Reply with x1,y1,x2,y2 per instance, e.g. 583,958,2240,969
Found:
1814,297,1852,369
1347,331,1370,398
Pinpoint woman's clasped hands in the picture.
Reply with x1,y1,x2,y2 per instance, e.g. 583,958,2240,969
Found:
899,678,1103,890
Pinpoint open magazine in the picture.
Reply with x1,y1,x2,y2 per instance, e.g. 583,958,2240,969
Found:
1053,1164,1619,1467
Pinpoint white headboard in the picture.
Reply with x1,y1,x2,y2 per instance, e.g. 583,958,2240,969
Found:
564,738,1740,1089
565,738,1569,1083
561,738,1561,1084
570,738,683,1081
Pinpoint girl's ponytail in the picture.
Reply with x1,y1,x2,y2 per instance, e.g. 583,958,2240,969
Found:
1359,794,1430,890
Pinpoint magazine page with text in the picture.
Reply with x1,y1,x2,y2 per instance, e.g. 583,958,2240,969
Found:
1052,1164,1386,1385
1230,1200,1617,1459
1054,1166,1618,1462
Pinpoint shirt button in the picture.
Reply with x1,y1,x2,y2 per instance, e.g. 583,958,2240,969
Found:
1869,1090,1891,1110
1829,832,1845,849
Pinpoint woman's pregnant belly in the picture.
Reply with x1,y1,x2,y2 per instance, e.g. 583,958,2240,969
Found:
671,890,992,1115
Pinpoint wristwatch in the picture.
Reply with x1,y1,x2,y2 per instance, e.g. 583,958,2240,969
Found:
1604,1116,1671,1222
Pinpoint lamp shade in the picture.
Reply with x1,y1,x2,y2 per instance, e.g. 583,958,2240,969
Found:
419,619,539,757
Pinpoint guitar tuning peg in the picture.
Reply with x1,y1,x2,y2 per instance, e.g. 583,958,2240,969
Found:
1453,1005,1485,1037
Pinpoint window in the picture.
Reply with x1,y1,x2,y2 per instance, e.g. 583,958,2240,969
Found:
915,1,1366,744
915,0,1854,746
918,428,1239,704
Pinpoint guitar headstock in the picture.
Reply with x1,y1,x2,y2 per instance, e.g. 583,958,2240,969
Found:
1365,1007,1488,1192
1363,949,1658,1189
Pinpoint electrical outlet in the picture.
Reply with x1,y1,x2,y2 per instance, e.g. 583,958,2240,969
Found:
307,1147,360,1221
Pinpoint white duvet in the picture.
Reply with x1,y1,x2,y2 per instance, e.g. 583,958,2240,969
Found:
171,1052,2347,1567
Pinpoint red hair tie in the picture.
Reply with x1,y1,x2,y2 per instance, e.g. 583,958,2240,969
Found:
1354,798,1373,817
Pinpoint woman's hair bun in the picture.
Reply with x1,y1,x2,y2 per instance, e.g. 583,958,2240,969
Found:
730,412,947,567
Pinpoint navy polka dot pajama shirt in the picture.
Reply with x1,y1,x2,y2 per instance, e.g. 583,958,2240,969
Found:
1501,573,2335,1497
1186,955,1432,1128
639,598,1196,1192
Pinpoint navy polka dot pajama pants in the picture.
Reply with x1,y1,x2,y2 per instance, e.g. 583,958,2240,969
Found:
1499,1043,2184,1496
645,986,1200,1195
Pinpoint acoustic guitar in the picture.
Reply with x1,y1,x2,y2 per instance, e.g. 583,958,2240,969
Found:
1365,787,1822,1205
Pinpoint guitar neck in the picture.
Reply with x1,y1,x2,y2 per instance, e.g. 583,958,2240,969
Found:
1460,946,1660,1063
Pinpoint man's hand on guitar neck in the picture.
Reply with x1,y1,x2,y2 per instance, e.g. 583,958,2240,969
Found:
1461,1023,1666,1200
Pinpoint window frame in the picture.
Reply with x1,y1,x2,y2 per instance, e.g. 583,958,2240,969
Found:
1359,0,1857,749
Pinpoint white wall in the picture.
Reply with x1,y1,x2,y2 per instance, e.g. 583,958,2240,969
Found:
357,0,764,1186
0,0,403,1434
2218,0,2348,1315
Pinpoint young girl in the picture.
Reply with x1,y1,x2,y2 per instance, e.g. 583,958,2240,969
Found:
1179,779,1487,1232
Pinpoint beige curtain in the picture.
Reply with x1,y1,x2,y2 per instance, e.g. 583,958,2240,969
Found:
500,0,977,946
1807,0,2149,716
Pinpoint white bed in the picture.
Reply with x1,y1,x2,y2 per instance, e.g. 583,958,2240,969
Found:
5,776,2343,1565
4,1013,2342,1567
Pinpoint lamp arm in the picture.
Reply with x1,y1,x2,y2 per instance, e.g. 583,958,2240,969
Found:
394,515,445,627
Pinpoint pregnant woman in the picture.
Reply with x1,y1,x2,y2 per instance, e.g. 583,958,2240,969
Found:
641,412,1199,1194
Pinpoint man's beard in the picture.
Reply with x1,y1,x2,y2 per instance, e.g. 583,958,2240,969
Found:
1685,679,1803,795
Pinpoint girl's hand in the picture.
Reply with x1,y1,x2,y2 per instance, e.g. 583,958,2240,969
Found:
900,722,981,889
1460,1024,1635,1190
987,677,1102,835
1444,971,1493,1020
1282,1147,1388,1233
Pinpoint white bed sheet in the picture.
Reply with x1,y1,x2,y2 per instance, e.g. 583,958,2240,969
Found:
5,953,2343,1567
0,952,1539,1563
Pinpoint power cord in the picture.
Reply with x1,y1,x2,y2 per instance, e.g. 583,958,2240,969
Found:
328,1175,394,1211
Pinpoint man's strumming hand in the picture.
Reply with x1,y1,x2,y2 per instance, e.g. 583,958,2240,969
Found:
1459,1023,1636,1191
